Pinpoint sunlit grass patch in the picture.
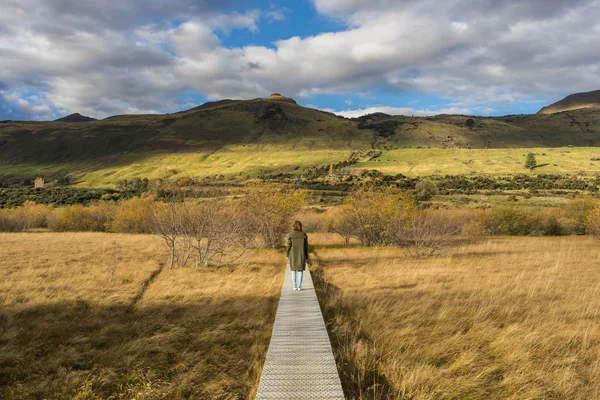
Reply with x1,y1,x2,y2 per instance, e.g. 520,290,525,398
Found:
312,234,600,399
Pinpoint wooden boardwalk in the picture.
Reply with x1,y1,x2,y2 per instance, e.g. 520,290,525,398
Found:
255,266,345,399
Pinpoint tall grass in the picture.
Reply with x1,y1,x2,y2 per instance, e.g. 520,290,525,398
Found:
312,234,600,399
0,232,283,399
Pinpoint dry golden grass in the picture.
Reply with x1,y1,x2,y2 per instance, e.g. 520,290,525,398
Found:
311,234,600,399
0,233,283,399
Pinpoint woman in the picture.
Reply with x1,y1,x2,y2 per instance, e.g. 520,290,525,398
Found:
286,220,308,291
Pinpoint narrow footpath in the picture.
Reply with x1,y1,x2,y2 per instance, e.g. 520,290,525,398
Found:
255,265,345,399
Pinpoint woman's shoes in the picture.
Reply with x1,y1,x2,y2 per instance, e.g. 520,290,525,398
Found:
293,287,302,291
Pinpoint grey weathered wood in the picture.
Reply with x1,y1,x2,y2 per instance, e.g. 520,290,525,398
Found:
256,266,345,399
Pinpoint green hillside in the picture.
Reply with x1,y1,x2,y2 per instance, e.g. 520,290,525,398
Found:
538,90,600,114
2,97,600,187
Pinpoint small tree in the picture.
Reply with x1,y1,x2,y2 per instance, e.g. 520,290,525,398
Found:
465,118,475,128
329,205,355,245
415,180,438,201
151,200,188,270
34,177,45,188
181,199,251,268
110,196,155,233
336,188,416,246
391,209,461,257
242,186,307,248
525,153,537,170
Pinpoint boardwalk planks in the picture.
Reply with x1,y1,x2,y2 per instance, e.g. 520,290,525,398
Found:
256,266,345,399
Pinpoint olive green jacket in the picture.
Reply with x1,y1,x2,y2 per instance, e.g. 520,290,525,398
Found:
286,231,308,271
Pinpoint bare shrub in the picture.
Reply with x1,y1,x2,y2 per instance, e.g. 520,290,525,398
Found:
151,192,252,269
150,200,187,270
242,186,307,248
180,199,252,268
0,202,54,232
392,209,462,256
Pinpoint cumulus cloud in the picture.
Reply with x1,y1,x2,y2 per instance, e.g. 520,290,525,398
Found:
1,0,600,119
0,90,55,120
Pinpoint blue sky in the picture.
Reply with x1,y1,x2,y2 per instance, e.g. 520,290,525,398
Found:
1,0,599,120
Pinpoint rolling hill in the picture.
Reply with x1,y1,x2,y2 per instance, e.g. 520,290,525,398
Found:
2,94,600,187
538,90,600,114
55,113,97,122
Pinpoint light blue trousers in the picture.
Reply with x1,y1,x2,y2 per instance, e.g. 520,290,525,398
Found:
291,270,304,288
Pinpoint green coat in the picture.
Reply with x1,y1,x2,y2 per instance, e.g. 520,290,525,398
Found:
286,231,308,271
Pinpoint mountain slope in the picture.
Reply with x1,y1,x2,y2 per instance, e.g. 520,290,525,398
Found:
538,90,600,114
55,113,97,122
2,96,600,186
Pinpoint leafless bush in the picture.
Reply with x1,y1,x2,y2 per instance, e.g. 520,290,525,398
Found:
151,200,187,270
180,199,252,268
151,192,252,269
392,209,462,257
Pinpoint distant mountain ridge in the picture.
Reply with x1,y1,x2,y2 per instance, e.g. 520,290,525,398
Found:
55,113,97,122
538,90,600,114
2,93,600,186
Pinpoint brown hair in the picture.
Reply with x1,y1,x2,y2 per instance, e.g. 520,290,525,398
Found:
293,220,303,231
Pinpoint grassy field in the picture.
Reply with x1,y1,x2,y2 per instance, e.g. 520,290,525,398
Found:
81,146,600,187
4,231,600,399
361,147,600,177
4,146,600,188
0,232,284,399
78,147,353,187
311,234,600,399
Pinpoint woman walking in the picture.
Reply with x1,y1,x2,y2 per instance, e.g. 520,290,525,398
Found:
286,220,308,291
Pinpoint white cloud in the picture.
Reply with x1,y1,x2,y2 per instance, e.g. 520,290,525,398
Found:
0,90,55,120
2,0,600,119
266,9,287,22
